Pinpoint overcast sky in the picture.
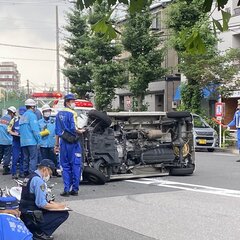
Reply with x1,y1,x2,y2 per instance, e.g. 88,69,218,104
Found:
0,0,72,92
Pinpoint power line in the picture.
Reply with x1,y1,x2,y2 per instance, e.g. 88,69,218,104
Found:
0,0,67,4
0,56,55,62
0,43,56,51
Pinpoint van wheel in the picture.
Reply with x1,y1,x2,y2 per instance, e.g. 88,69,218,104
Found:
93,160,110,180
82,166,107,185
207,148,214,152
88,110,112,128
170,164,195,176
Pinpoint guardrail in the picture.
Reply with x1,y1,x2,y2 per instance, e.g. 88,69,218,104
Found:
222,129,237,148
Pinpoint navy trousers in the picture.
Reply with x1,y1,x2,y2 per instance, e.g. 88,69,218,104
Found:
21,210,69,236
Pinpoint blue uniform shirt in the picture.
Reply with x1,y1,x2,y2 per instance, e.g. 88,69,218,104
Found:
0,114,13,145
0,213,33,240
38,117,56,148
30,170,48,208
55,108,78,137
19,110,41,147
228,110,240,128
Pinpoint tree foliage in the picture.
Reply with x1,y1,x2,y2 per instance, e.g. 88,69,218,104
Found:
64,2,126,110
76,0,239,54
167,0,240,114
122,9,166,111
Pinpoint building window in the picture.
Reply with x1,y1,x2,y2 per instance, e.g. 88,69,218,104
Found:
151,12,161,30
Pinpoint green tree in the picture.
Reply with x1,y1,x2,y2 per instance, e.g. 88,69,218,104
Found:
63,9,94,98
167,0,240,114
167,0,216,114
122,9,166,111
64,2,126,110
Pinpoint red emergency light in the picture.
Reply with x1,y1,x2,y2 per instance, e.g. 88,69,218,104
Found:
31,92,63,98
75,100,93,108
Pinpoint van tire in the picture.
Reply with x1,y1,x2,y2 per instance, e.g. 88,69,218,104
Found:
167,111,191,119
170,165,195,176
88,110,112,128
82,166,107,185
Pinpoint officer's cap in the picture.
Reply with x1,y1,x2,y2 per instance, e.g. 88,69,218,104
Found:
64,93,76,101
238,99,240,105
19,106,27,116
38,159,55,172
0,196,19,210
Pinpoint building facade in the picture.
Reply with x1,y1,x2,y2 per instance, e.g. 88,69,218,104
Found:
0,62,21,90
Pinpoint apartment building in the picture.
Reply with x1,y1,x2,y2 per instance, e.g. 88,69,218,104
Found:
0,62,21,90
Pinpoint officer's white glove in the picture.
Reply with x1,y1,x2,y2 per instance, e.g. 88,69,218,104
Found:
227,126,230,130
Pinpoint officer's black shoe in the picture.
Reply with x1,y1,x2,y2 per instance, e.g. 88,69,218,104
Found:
60,191,70,197
33,232,54,240
52,170,61,178
236,160,240,162
70,190,78,196
12,174,18,180
2,167,10,175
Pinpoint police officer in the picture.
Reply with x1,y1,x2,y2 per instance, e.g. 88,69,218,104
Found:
38,105,59,174
0,106,16,175
227,99,240,161
55,94,83,197
19,159,69,240
19,99,41,175
0,196,33,240
8,106,27,179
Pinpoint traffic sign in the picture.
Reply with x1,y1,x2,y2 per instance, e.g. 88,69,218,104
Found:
215,102,225,118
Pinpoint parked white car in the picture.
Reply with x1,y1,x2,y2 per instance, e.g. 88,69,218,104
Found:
192,114,218,152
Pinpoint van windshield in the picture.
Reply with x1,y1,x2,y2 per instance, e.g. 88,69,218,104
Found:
193,116,209,128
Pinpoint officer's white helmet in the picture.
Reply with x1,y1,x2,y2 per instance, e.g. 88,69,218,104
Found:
41,104,51,112
7,106,17,113
25,98,36,107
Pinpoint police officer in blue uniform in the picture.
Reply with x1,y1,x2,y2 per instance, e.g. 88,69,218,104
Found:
8,106,27,179
20,159,69,240
0,196,33,240
227,99,240,161
0,106,16,175
19,99,41,175
38,104,60,177
55,94,83,197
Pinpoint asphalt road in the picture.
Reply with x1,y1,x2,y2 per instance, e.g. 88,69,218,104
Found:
1,150,240,240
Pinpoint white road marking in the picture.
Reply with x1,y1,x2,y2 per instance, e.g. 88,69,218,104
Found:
127,178,240,198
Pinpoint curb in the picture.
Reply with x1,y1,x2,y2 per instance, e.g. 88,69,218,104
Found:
214,147,238,154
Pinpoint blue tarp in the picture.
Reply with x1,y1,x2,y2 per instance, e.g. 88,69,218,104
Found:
174,84,217,101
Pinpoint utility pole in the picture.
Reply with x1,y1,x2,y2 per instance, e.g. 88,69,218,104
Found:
56,5,60,92
27,79,30,97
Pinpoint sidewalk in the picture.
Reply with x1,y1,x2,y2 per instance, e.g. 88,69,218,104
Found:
215,146,239,154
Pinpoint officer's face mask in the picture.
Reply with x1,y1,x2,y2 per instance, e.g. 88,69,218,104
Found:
43,111,51,118
43,168,50,182
70,102,76,109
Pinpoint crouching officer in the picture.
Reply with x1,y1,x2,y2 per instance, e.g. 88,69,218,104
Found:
19,159,69,240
